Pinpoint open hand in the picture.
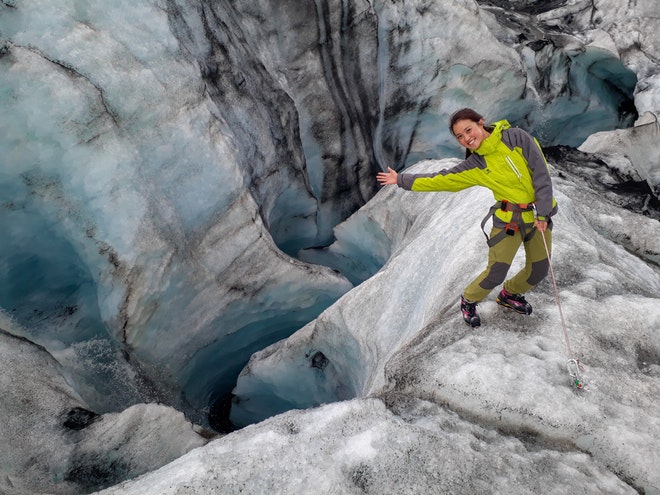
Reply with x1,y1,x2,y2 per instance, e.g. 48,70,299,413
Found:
377,167,398,186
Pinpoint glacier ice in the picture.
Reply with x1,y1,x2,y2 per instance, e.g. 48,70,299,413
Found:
0,0,659,493
231,156,660,409
154,156,659,493
579,111,660,201
0,313,207,495
98,398,641,495
0,0,352,421
0,0,647,423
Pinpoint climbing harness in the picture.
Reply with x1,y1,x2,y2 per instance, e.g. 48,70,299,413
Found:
480,200,536,247
533,204,585,389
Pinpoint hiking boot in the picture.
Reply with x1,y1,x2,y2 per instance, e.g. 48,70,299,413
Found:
496,289,532,315
461,296,481,327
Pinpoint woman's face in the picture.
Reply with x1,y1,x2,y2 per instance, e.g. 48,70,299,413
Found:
452,118,490,150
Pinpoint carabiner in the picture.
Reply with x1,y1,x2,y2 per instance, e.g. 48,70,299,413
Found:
567,359,584,389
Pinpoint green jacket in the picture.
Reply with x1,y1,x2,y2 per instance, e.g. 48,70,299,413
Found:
397,120,557,226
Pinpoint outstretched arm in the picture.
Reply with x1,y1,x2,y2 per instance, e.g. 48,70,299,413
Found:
376,167,398,186
377,159,479,192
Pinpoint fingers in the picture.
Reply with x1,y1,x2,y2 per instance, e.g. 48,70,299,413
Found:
535,220,548,232
376,167,397,186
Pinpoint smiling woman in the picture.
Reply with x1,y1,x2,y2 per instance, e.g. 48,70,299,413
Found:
377,109,558,328
449,108,491,151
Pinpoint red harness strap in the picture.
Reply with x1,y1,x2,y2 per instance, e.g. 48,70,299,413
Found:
480,200,536,247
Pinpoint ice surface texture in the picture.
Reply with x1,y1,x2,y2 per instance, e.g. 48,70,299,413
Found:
0,0,659,493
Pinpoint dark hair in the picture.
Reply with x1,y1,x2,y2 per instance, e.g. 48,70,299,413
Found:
449,108,484,136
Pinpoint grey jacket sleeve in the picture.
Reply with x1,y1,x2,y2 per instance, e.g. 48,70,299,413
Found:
504,128,555,219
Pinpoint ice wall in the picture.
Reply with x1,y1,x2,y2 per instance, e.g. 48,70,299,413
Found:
0,0,352,421
0,0,655,439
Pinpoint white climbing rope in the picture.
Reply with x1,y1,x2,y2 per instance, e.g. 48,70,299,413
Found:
535,207,584,389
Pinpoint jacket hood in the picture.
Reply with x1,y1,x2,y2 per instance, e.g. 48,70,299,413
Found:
474,119,511,156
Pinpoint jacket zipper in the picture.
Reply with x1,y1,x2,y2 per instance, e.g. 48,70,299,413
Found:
505,156,522,180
